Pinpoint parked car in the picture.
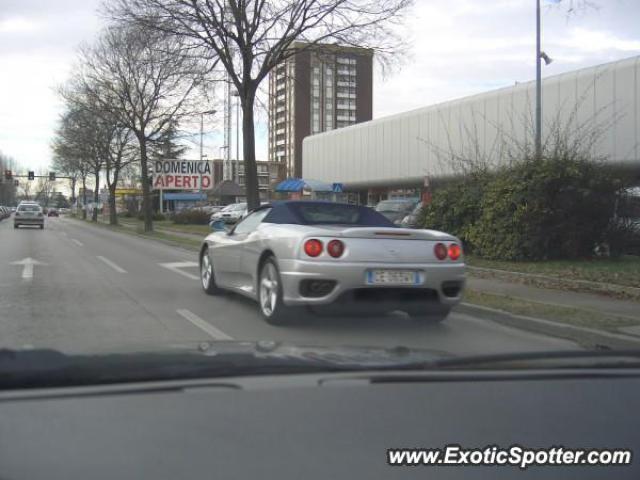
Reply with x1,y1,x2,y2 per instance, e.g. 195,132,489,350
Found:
14,203,45,229
210,203,248,224
191,205,224,215
199,201,464,325
0,206,10,220
374,198,420,225
400,202,425,228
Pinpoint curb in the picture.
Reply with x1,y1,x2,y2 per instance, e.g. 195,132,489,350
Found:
456,302,640,350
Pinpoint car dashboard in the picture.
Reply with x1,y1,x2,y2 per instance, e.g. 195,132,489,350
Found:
0,369,638,479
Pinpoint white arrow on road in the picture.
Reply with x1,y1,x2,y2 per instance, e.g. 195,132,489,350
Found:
10,257,48,280
159,261,200,281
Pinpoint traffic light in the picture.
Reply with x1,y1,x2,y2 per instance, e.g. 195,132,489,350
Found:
4,170,11,180
28,171,35,180
49,172,56,181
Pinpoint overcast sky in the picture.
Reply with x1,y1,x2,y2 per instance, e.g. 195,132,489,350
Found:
1,0,639,173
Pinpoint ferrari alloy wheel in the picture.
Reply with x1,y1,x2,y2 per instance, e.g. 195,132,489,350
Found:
258,258,292,325
200,247,222,295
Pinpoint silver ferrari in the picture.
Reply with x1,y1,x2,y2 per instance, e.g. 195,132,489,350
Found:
199,201,465,325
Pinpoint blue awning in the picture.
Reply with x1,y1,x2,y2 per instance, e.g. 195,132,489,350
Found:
163,192,208,201
275,178,335,193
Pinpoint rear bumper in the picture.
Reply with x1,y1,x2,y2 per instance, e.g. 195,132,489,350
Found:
278,259,465,308
14,217,44,225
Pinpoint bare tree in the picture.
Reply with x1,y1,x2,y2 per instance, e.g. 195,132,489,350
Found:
68,24,201,231
103,123,136,225
34,176,55,207
52,154,79,205
52,108,95,219
0,151,18,206
107,0,412,209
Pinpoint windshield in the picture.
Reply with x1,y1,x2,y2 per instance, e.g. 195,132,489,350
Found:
283,202,395,226
1,0,639,385
17,205,41,212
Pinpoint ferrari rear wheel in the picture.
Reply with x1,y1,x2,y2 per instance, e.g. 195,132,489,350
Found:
200,247,222,295
258,258,293,326
407,304,451,323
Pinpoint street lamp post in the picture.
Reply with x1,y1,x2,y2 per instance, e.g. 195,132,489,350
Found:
199,110,217,205
233,92,240,185
535,0,555,161
535,0,542,161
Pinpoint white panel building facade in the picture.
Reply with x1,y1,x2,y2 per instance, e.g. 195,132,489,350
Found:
302,55,640,201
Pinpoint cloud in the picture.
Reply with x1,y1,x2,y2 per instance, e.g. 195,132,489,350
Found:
1,0,640,169
374,0,640,118
0,16,41,33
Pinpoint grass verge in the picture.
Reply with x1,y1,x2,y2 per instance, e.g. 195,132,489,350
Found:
464,289,640,333
117,217,211,236
466,254,640,289
71,217,201,252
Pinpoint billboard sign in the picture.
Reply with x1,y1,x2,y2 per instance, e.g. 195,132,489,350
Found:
152,160,213,190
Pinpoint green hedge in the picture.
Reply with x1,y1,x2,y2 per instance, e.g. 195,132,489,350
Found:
420,155,630,260
172,209,210,225
137,212,166,221
422,172,487,250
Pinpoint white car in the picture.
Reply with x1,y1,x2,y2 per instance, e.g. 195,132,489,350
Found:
14,202,45,229
210,203,247,224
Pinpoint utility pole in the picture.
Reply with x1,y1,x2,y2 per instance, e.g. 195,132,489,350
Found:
223,75,232,181
535,0,542,161
200,112,204,202
234,91,240,184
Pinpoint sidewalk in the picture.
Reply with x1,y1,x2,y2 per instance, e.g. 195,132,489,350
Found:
467,276,640,323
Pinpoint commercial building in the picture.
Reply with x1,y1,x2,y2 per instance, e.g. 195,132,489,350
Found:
211,158,284,200
303,55,640,203
268,42,374,179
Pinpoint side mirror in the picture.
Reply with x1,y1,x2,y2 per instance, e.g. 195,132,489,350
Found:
210,219,226,232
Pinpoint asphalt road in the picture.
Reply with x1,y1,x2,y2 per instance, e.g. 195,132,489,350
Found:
0,215,578,355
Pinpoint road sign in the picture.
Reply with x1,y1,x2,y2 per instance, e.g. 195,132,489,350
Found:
115,188,143,196
152,159,213,190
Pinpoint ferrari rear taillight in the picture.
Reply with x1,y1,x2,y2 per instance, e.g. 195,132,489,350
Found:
304,239,323,257
448,243,462,260
327,239,345,258
434,243,448,260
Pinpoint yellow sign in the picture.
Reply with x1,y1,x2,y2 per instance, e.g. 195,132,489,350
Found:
115,188,142,196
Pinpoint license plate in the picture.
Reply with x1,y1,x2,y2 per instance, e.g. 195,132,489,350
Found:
366,270,419,285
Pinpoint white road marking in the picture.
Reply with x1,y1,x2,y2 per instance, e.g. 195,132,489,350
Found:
10,257,48,281
176,309,233,340
159,261,200,281
71,238,83,247
97,256,127,273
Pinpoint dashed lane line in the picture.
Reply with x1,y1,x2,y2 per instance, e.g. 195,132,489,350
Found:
176,309,233,340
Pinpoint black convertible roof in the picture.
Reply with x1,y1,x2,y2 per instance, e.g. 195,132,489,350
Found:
259,201,395,227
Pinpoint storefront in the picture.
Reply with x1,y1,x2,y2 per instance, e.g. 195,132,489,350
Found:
274,178,357,203
162,192,208,212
